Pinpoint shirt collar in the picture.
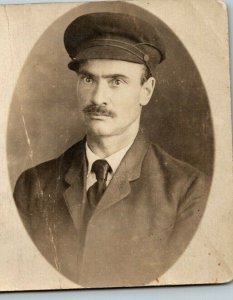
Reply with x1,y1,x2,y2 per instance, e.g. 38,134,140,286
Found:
85,141,134,175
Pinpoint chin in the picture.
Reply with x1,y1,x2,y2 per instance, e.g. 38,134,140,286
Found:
86,123,115,137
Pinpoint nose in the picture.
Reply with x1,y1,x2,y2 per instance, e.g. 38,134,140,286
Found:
91,80,108,105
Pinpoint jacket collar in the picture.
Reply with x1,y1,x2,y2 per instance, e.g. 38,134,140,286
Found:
92,128,150,218
62,139,87,231
117,127,150,181
64,138,86,187
63,129,151,226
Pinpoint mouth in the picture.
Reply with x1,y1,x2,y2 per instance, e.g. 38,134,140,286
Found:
85,113,111,120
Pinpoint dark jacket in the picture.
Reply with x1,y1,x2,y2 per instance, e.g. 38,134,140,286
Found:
13,132,210,288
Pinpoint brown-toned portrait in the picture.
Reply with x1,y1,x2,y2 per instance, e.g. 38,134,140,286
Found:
6,0,229,290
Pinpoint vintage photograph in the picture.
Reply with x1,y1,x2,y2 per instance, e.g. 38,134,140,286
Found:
1,0,233,291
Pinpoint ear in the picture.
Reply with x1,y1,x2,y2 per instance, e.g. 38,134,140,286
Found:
139,77,156,106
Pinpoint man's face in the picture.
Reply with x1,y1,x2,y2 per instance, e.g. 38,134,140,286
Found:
76,59,155,137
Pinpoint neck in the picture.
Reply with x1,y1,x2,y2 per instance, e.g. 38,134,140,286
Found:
86,119,140,158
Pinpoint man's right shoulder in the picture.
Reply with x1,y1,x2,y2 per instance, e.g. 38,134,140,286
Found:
13,139,85,193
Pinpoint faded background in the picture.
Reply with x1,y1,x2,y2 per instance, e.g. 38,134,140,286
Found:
6,1,214,188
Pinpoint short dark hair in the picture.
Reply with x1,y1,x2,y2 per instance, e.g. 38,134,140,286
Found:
141,64,152,85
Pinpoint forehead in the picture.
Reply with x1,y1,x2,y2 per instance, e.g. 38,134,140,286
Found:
78,59,145,78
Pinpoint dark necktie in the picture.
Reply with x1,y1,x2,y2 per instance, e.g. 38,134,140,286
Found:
87,159,112,209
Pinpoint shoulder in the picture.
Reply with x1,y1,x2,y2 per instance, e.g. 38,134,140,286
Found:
150,143,201,175
13,139,84,194
147,143,211,198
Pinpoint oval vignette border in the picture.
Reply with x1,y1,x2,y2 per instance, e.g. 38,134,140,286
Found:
6,0,214,286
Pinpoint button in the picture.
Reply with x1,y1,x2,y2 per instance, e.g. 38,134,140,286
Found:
144,54,149,62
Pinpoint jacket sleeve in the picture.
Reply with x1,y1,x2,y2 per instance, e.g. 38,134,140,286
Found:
167,171,211,258
13,169,36,233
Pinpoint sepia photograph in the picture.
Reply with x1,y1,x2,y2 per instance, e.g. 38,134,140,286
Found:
0,0,232,291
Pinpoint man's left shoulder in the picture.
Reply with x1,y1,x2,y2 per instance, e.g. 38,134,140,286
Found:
148,143,211,196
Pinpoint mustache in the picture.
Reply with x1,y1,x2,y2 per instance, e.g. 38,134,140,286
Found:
83,105,116,118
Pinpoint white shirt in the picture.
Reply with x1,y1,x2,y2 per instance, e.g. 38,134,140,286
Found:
85,142,133,190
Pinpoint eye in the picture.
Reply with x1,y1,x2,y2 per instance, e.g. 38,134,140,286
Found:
110,78,125,87
113,79,121,86
80,75,94,85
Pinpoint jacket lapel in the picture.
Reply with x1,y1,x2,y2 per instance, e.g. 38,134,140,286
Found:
62,131,151,226
93,130,150,218
63,139,87,231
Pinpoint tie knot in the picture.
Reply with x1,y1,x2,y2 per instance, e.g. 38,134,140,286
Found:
91,159,112,181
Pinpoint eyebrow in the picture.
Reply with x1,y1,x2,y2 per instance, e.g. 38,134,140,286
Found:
77,69,129,80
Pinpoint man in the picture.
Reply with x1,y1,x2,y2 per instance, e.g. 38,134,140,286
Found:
14,12,210,288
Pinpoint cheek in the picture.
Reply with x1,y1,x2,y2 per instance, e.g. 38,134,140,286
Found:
77,87,92,107
113,90,141,113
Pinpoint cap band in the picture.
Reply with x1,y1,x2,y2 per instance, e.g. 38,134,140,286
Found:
76,38,145,59
70,38,162,74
